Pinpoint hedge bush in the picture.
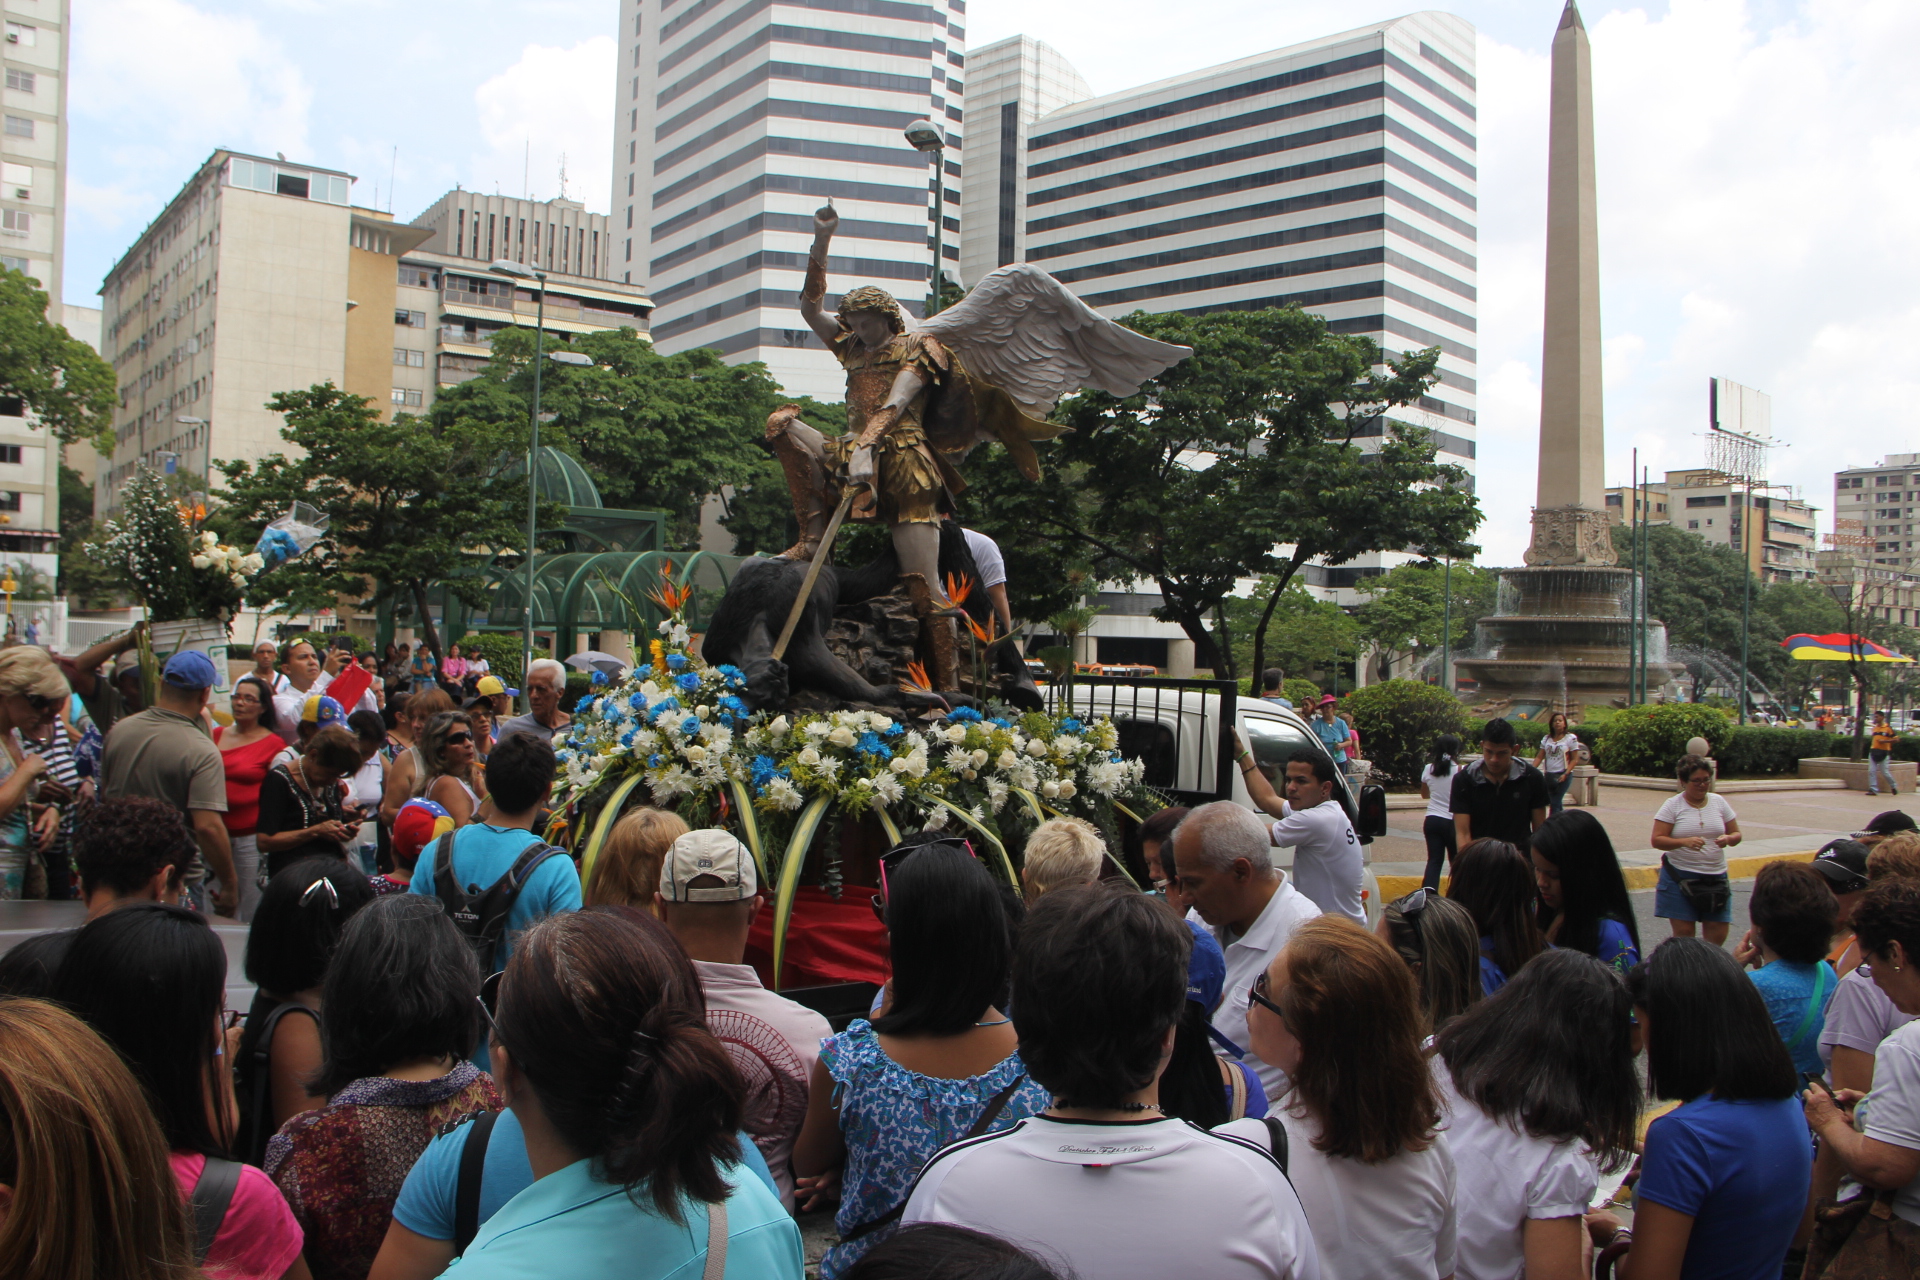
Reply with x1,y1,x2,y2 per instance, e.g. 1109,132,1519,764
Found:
1591,704,1734,776
1467,716,1550,750
1338,680,1471,787
1719,726,1837,775
1283,677,1323,709
455,633,549,687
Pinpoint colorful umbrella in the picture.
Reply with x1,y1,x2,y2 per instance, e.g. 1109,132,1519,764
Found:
1780,634,1914,663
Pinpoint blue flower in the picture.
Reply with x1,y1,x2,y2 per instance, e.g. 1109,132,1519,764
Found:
628,691,648,711
882,721,904,737
990,717,1013,729
648,698,680,725
680,715,701,737
648,753,664,768
575,695,597,712
946,707,984,724
619,728,637,748
854,731,890,759
1059,717,1083,734
718,695,747,715
590,670,609,686
750,754,780,787
637,664,654,680
717,663,746,688
676,672,701,694
665,653,688,671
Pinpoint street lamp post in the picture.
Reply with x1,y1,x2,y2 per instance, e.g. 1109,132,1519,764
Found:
489,259,554,709
904,120,946,316
1441,557,1453,694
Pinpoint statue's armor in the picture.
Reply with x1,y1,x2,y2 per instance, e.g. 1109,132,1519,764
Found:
826,329,954,526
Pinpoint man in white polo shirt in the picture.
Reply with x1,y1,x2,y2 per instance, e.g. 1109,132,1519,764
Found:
656,828,830,1210
1173,801,1320,1099
1234,744,1364,924
904,882,1318,1280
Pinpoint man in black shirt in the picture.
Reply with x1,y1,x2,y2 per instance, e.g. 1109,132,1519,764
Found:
1452,717,1550,847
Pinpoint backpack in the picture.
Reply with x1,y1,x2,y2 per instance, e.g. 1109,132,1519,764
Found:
433,828,564,972
187,1156,244,1263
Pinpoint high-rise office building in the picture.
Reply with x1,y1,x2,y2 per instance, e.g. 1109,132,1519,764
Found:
971,14,1478,605
609,0,964,400
1834,454,1920,570
98,154,653,515
957,35,1089,290
1,0,66,302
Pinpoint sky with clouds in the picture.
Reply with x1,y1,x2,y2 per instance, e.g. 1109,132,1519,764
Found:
62,0,1919,564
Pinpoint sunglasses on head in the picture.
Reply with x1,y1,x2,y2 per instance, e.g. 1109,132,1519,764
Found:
1389,886,1436,956
869,837,979,921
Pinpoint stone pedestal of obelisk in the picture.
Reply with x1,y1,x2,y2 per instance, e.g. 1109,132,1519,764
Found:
1455,1,1681,712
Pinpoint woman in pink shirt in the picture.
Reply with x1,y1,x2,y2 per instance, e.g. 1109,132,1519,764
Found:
438,644,469,691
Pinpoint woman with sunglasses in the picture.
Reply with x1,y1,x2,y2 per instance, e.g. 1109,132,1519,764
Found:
1433,949,1640,1280
1378,887,1482,1034
52,902,311,1280
1445,838,1548,996
446,908,802,1278
1221,915,1455,1280
419,710,487,827
267,895,500,1280
0,645,68,899
795,840,1049,1278
233,857,377,1166
257,725,363,879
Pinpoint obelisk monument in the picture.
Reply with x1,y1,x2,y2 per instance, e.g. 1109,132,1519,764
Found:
1526,0,1615,568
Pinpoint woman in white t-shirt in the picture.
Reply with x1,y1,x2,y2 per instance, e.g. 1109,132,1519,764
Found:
1650,753,1741,946
1221,915,1457,1280
1419,734,1463,891
1532,713,1580,817
1432,949,1642,1280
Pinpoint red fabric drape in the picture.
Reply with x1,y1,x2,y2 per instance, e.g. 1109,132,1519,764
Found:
745,885,889,990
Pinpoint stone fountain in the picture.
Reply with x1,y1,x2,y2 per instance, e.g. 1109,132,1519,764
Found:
1453,1,1682,714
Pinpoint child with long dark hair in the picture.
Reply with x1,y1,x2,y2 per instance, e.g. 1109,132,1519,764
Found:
1445,838,1547,995
1529,809,1640,973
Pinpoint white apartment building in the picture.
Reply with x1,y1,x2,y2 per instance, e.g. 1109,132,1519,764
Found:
957,35,1090,290
1834,454,1920,570
610,0,964,400
1,0,66,302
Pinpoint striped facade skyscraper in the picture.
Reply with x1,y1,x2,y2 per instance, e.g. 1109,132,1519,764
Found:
610,0,965,400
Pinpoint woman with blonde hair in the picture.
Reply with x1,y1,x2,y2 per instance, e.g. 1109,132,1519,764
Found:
0,996,200,1280
1020,816,1105,902
0,645,67,898
418,710,487,826
584,806,690,910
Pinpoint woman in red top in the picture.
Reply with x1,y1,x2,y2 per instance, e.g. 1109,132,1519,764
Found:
217,676,285,922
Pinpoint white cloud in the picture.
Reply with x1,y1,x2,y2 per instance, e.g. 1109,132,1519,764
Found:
470,38,616,212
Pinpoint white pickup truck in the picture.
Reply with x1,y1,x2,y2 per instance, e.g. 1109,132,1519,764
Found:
1045,679,1389,922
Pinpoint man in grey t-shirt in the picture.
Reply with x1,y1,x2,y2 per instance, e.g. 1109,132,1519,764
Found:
496,657,572,745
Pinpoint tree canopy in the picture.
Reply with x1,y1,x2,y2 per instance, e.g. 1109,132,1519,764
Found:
214,384,541,659
0,267,116,451
1354,559,1501,676
958,306,1481,677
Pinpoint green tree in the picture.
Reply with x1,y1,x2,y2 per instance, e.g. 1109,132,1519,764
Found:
1750,580,1848,712
432,326,845,550
213,383,543,663
962,307,1480,678
0,268,115,450
1354,560,1500,674
1220,582,1361,686
57,462,120,606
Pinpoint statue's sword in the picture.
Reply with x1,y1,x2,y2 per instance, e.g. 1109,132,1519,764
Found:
771,481,866,662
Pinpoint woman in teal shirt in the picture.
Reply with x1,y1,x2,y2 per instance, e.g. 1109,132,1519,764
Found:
444,907,803,1279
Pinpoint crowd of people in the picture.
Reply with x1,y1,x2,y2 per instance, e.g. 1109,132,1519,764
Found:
7,635,1920,1278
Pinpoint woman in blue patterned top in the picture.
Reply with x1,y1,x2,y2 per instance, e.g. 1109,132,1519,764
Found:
1530,809,1641,973
793,837,1049,1278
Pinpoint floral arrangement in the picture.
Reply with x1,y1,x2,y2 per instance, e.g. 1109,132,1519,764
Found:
88,464,267,623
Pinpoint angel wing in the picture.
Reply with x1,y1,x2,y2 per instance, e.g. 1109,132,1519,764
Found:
918,264,1191,419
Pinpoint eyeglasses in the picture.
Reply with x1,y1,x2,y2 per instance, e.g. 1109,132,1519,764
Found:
870,837,978,921
477,970,508,1051
21,693,54,713
1247,971,1289,1027
446,733,473,745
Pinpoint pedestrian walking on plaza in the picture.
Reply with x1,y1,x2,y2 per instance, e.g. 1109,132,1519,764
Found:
1650,753,1740,947
1871,711,1901,795
1419,732,1462,889
1530,809,1641,974
1451,718,1549,849
100,650,237,915
1446,838,1546,996
1173,800,1322,1097
1599,939,1810,1280
1218,914,1455,1280
1532,712,1579,816
1435,949,1640,1280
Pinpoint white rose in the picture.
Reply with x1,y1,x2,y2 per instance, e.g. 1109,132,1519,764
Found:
971,749,989,767
889,756,911,774
684,744,708,763
696,704,712,721
829,726,857,748
798,747,821,767
868,716,895,735
1025,738,1049,757
200,531,217,547
240,553,265,573
996,749,1018,769
943,724,968,744
191,554,211,570
963,768,978,780
229,572,246,587
1041,780,1060,799
770,715,790,736
1055,779,1077,799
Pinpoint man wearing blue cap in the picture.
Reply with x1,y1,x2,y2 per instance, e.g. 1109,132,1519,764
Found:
101,650,238,917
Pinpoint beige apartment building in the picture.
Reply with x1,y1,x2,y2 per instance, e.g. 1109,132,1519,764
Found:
99,153,651,515
1605,467,1818,584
